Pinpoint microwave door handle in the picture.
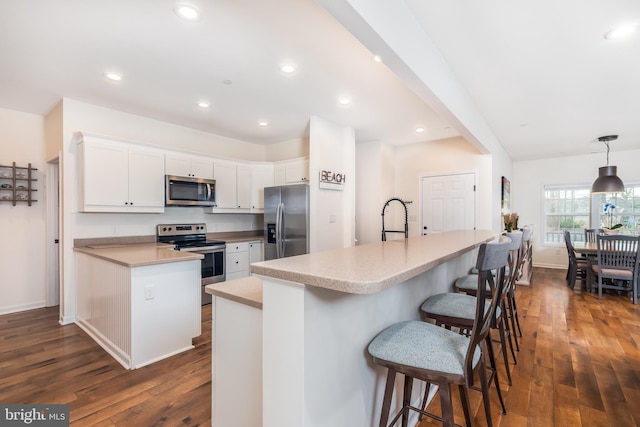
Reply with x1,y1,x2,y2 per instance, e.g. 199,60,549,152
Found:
206,183,211,203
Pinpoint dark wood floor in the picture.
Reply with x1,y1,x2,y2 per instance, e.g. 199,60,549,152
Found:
0,304,212,426
2,268,640,426
418,268,640,427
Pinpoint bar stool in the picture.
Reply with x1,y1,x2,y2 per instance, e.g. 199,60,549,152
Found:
450,232,521,364
367,239,510,427
421,232,521,391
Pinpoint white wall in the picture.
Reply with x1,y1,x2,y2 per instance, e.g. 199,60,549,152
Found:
309,116,355,251
355,141,395,245
0,108,47,314
265,137,309,162
513,149,640,268
393,137,496,234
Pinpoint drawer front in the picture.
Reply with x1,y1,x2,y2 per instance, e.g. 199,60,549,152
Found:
226,251,249,273
226,242,249,254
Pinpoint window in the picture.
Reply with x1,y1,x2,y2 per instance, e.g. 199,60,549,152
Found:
597,183,640,235
543,185,591,244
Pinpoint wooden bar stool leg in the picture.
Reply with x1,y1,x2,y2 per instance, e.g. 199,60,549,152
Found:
478,356,494,427
402,375,413,427
438,382,455,427
379,369,396,427
458,384,472,427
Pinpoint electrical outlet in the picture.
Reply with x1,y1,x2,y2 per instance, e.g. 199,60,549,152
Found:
328,214,336,223
144,285,155,300
112,226,119,236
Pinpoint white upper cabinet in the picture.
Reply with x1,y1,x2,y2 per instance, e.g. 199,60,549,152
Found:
213,161,238,209
166,154,214,179
237,165,252,209
251,164,274,210
79,136,165,213
213,161,253,211
274,158,309,186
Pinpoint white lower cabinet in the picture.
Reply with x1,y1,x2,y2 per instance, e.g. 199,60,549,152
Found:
225,241,263,281
249,241,264,264
226,242,249,280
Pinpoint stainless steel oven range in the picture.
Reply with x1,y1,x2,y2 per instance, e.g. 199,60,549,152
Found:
157,223,225,305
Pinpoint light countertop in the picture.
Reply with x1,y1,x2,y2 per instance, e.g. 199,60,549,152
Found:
74,243,203,267
205,276,263,309
251,230,497,295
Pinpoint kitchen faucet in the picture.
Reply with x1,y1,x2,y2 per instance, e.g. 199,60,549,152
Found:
381,198,412,241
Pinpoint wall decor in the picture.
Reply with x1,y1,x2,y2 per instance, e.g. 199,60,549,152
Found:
319,169,345,191
501,176,510,213
0,162,38,206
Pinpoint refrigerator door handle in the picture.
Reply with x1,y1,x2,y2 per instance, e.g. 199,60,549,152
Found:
275,202,283,258
279,202,286,257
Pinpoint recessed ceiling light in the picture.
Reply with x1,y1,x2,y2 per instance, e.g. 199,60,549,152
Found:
223,79,232,85
280,64,296,74
103,72,123,81
338,97,351,106
258,121,269,127
197,101,210,108
372,54,382,63
174,3,201,21
604,24,638,40
415,127,425,133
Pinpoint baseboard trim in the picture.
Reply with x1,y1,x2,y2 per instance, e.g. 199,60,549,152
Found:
0,301,46,316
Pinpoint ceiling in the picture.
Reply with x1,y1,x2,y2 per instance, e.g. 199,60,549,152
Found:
1,1,639,162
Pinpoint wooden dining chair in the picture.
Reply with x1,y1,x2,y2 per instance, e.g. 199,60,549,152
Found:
585,228,603,243
563,230,588,290
591,234,640,304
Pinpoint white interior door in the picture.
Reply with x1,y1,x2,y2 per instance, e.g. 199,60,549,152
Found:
421,173,476,234
46,157,60,307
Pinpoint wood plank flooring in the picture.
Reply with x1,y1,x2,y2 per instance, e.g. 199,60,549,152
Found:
1,268,640,426
417,267,640,427
0,304,212,426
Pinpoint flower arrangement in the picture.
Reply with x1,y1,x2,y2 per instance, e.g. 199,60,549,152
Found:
603,202,623,231
503,212,519,232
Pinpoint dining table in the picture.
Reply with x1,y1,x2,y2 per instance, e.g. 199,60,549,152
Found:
573,236,640,303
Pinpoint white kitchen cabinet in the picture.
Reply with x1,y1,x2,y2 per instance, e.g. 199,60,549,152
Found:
273,158,309,186
237,165,252,209
212,161,252,211
213,161,238,209
79,136,165,213
166,153,214,179
226,241,249,280
251,164,274,210
249,241,264,264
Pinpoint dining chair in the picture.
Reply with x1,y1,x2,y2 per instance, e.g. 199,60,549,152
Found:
585,228,602,243
563,230,588,290
368,239,510,427
591,234,640,304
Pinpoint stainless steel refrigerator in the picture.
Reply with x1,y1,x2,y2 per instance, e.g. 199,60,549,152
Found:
264,184,310,260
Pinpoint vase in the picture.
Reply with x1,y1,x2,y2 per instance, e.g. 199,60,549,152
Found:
603,229,619,235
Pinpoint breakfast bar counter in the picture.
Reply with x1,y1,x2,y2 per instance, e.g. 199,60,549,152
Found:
245,230,497,427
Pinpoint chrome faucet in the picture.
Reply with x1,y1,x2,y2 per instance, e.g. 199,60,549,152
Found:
381,198,412,241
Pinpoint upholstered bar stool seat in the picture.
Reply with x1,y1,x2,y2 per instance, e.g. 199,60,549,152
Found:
368,239,511,427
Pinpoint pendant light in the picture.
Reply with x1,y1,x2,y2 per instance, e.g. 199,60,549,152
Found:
591,135,624,194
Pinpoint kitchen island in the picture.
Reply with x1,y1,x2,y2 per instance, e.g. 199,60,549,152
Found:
74,243,203,369
218,230,496,427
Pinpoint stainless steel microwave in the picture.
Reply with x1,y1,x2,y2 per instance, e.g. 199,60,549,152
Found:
165,175,216,207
